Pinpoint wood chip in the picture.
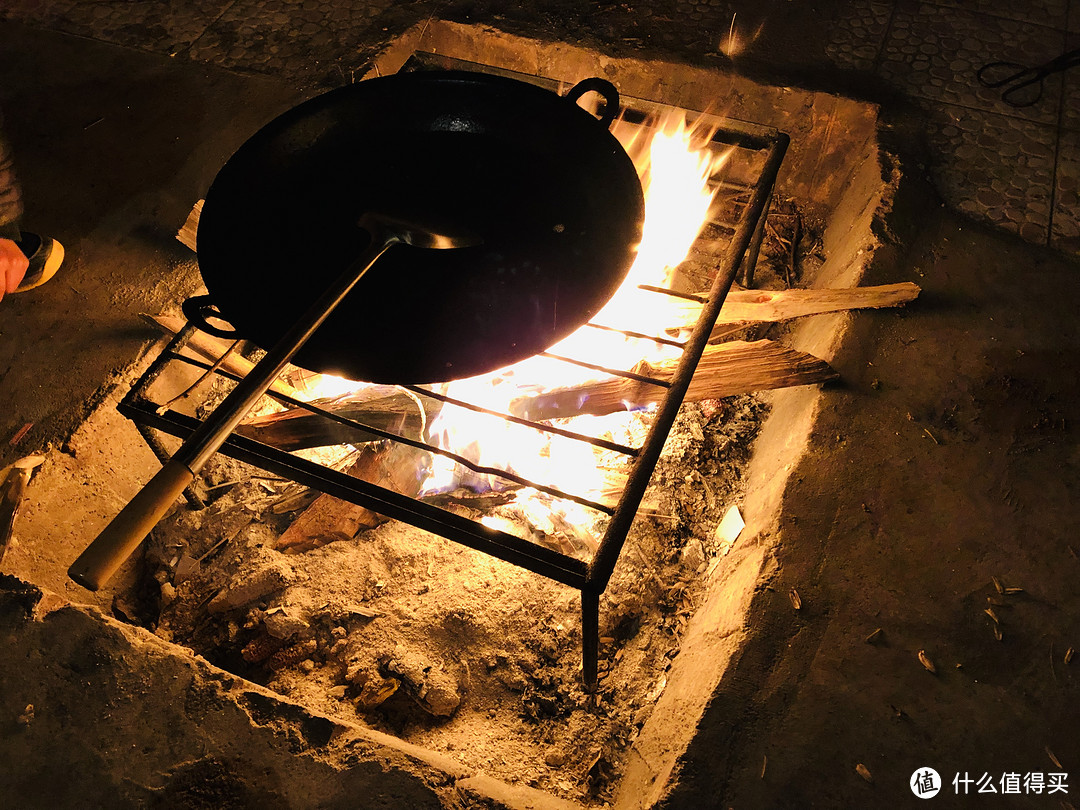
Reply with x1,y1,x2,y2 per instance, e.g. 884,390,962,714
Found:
855,763,873,783
789,588,802,610
346,604,381,619
984,607,1000,624
1004,587,1024,595
1065,647,1074,665
918,650,936,674
8,423,33,446
992,576,1005,595
992,624,1003,642
713,505,745,556
1047,746,1062,769
865,628,883,644
761,754,767,779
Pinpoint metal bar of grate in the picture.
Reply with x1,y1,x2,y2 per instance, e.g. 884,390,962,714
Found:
401,384,639,457
119,398,591,588
581,321,688,349
635,285,708,303
536,352,672,388
588,133,790,602
127,348,619,515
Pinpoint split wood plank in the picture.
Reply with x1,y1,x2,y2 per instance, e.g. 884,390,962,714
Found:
235,338,834,450
176,200,202,253
610,281,921,335
715,282,921,325
509,339,837,421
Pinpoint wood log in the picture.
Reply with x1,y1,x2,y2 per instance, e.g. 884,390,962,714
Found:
143,313,302,400
198,284,914,452
617,281,921,335
275,440,430,553
715,282,921,325
509,339,837,422
236,388,441,452
234,339,833,450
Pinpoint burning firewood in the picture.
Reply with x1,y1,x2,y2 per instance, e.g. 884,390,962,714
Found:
237,388,441,452
236,339,834,453
715,282,920,325
509,339,837,422
275,439,430,554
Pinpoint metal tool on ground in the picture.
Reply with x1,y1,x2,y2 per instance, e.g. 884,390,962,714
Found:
977,47,1080,107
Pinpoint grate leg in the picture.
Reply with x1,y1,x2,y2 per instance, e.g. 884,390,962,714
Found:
582,588,600,691
740,193,772,288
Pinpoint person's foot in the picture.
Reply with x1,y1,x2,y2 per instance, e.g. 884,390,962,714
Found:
14,232,64,292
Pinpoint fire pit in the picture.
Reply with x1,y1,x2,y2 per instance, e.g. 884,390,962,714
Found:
76,54,791,691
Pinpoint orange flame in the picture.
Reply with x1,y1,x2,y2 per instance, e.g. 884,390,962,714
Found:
419,111,729,515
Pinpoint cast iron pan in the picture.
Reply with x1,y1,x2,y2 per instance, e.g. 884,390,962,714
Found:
192,70,645,383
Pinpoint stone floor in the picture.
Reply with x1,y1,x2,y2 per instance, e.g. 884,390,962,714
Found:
5,0,1080,252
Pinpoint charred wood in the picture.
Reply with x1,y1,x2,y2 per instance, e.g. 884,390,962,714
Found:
275,440,430,554
236,389,442,452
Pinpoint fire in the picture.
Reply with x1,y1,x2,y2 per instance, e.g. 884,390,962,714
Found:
286,109,730,548
418,111,730,524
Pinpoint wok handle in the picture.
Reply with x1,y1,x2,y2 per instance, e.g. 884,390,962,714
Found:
182,294,241,339
68,460,195,590
565,78,620,129
68,239,395,591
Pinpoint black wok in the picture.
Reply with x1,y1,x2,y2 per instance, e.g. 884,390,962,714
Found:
193,69,646,383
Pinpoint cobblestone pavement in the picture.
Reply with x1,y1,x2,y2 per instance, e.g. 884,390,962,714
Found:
4,0,1079,253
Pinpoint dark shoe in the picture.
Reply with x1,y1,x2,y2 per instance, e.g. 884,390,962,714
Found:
14,232,64,292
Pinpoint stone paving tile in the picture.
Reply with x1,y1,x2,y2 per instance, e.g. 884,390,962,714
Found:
927,0,1068,30
1059,32,1080,131
823,0,893,72
1051,126,1080,251
185,0,397,88
921,100,1055,243
2,0,233,55
881,1,1066,127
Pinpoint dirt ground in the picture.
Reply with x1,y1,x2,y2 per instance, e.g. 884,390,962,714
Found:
664,204,1080,808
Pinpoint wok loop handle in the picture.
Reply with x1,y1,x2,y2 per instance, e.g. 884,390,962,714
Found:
182,294,241,339
565,78,620,129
